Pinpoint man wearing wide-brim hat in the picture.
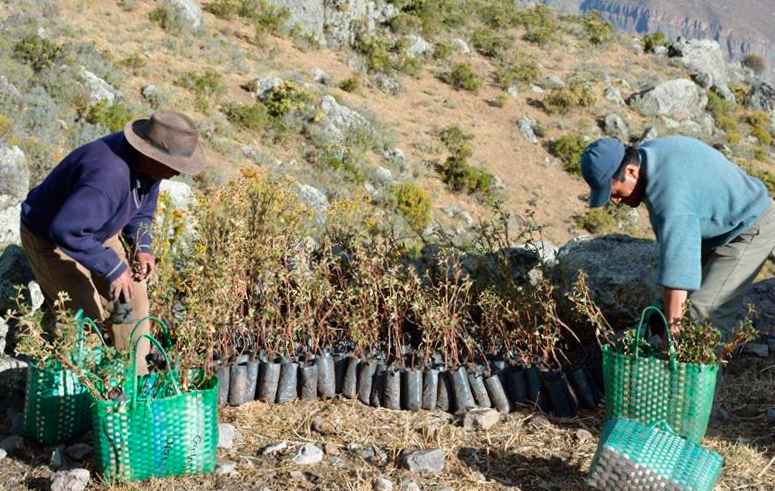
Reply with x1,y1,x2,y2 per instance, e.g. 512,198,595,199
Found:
20,110,205,373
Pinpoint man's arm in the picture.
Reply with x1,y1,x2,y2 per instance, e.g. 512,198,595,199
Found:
663,287,688,334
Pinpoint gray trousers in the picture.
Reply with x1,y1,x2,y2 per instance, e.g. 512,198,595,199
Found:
689,198,775,337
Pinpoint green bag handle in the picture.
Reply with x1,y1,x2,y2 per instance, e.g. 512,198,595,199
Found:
644,419,675,435
72,309,108,367
128,315,172,350
633,305,677,368
128,334,181,409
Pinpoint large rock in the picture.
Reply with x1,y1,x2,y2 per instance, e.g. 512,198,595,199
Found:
741,279,775,335
51,469,90,491
318,95,377,143
322,0,374,50
0,201,21,248
247,76,284,100
295,184,329,214
0,146,29,204
746,80,775,117
628,79,708,120
400,449,445,473
159,180,194,210
160,0,202,29
0,245,35,317
79,68,118,106
669,39,732,101
603,113,629,141
555,235,660,328
517,117,538,144
406,35,433,58
266,0,325,42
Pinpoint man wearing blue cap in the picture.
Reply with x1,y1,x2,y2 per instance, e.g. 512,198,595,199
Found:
580,136,775,338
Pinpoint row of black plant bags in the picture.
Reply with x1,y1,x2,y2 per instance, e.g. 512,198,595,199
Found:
216,350,606,418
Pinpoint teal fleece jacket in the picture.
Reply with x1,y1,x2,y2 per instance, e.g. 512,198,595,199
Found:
640,136,769,291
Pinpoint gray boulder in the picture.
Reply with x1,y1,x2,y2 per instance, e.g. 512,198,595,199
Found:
517,117,538,144
0,201,21,248
542,75,565,89
555,235,660,328
406,35,433,58
451,38,470,54
0,245,35,319
628,79,708,119
375,73,400,95
746,80,775,116
669,39,732,101
318,95,376,142
79,68,118,106
50,469,90,491
324,0,373,50
400,449,445,473
295,184,329,216
160,0,202,29
604,86,625,106
247,76,284,100
159,180,194,210
604,113,629,141
311,67,333,85
372,166,393,187
266,0,324,43
741,279,775,335
0,146,29,204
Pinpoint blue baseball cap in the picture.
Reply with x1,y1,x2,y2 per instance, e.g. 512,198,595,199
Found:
580,138,626,208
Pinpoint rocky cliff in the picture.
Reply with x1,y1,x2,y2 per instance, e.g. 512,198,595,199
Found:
519,0,775,79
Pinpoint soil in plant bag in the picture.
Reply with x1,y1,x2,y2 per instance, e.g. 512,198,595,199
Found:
436,370,454,413
276,360,299,404
334,355,348,394
526,366,549,411
506,366,528,407
451,366,476,413
492,359,507,387
342,356,361,399
422,368,439,410
228,363,249,406
468,368,492,409
567,367,596,410
401,369,422,411
384,369,402,410
246,360,260,401
299,361,318,401
484,374,511,414
317,351,336,398
542,370,576,418
371,364,387,408
357,360,377,405
216,364,231,407
258,360,281,403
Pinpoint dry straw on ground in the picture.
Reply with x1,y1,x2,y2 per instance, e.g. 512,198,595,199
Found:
1,356,774,491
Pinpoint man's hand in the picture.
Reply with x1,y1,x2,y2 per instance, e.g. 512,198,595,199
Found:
662,287,688,350
111,267,135,302
133,252,155,281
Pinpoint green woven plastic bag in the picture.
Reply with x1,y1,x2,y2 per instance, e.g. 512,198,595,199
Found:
587,417,723,491
603,306,718,443
92,333,219,482
23,311,106,445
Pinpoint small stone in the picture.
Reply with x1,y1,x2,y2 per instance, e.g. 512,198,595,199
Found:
0,448,6,462
506,85,518,97
311,67,332,85
290,470,306,481
373,477,394,491
215,459,237,476
218,423,242,449
261,441,288,456
438,488,455,491
346,442,362,452
292,444,324,465
575,429,593,442
463,409,500,431
50,469,89,491
400,479,421,491
531,85,544,93
50,446,65,469
65,443,92,460
358,447,376,461
311,415,336,435
400,449,445,473
528,415,551,429
324,443,340,456
450,38,470,54
330,456,345,466
744,343,769,358
766,407,775,425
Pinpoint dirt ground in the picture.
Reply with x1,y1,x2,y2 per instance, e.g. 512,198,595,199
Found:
1,354,774,491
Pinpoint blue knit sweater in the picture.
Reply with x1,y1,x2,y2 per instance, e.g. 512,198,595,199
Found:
640,136,769,290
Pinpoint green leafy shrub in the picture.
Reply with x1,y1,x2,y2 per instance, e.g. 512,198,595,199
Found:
495,57,540,88
397,55,423,77
542,82,596,114
743,53,767,75
477,3,519,29
705,91,734,118
432,42,453,60
643,32,670,53
515,4,557,46
471,30,511,58
82,100,135,133
13,34,64,71
439,125,473,157
388,182,432,231
308,143,364,182
223,102,270,131
583,10,614,45
148,5,190,33
356,36,392,73
438,155,494,195
178,70,226,111
575,208,616,234
551,133,587,174
746,110,774,146
253,1,290,38
389,13,423,34
262,81,316,118
203,0,242,19
339,77,362,93
441,63,482,92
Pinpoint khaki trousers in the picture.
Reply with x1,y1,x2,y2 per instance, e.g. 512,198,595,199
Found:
20,224,150,374
689,198,775,337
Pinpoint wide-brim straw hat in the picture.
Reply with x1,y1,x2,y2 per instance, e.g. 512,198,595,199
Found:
124,110,206,175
